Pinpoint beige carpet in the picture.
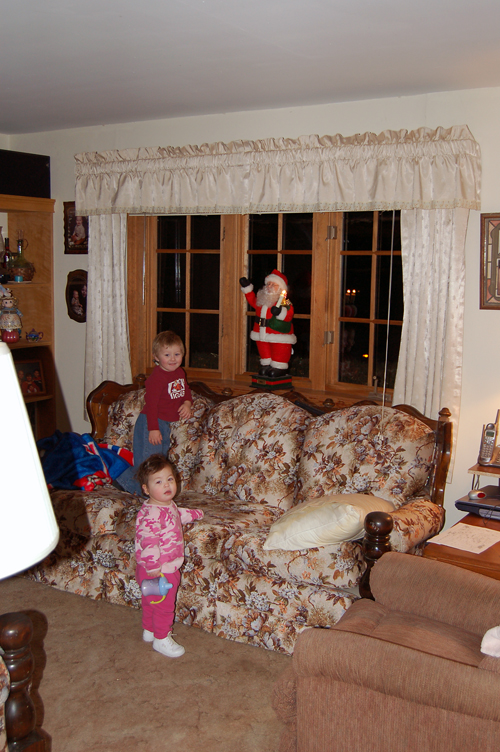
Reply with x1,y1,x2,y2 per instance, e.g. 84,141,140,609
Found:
0,576,290,752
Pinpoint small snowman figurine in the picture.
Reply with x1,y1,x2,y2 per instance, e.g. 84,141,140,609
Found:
0,288,23,343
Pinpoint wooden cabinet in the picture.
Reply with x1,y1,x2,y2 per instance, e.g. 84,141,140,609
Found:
1,194,55,439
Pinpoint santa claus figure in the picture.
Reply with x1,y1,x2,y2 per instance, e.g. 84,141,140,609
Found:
240,269,296,377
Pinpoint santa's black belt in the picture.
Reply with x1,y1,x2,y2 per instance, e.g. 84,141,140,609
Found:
257,317,267,326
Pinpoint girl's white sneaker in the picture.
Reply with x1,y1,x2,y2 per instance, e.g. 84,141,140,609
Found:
143,629,154,643
152,633,185,658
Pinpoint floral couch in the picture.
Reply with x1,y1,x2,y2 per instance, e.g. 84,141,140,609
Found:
27,384,449,655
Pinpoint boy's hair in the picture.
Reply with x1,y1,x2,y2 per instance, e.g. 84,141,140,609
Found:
136,454,175,489
152,330,185,360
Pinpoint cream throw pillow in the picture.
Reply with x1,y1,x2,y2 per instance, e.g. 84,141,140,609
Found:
263,493,395,551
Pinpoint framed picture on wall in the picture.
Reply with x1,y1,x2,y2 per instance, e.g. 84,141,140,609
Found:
64,201,88,254
66,269,87,323
480,212,500,309
15,360,45,397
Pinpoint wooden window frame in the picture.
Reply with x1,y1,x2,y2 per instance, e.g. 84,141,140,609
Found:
127,211,399,401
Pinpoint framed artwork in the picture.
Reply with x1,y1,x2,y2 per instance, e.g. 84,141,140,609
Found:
480,213,500,309
66,269,87,323
64,201,88,254
15,360,45,397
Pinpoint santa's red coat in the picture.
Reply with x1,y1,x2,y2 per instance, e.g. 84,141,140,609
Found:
242,286,297,345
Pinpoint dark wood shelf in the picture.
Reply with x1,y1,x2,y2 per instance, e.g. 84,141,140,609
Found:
23,392,54,404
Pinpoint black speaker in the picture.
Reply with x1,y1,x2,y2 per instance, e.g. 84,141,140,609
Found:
0,149,50,198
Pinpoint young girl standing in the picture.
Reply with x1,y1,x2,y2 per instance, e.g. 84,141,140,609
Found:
135,454,203,658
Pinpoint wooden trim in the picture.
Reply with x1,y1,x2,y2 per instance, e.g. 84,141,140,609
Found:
127,215,156,377
220,215,241,380
0,194,55,213
309,213,329,391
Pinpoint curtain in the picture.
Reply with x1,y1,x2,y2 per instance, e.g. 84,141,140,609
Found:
75,125,481,429
75,126,480,217
84,213,132,411
393,208,468,470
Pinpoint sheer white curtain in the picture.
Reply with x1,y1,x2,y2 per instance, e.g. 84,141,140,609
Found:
75,125,481,425
84,213,132,409
393,208,468,467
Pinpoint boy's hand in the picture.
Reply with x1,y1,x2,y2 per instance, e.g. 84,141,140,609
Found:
148,429,162,445
178,401,192,420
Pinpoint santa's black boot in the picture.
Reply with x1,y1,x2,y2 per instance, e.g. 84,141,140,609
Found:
267,367,288,378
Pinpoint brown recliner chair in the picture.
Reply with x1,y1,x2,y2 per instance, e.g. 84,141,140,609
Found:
273,551,500,752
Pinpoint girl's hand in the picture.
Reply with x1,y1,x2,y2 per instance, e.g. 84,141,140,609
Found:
148,429,162,445
178,401,192,420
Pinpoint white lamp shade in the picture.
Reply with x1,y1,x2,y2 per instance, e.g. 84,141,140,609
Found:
0,342,59,579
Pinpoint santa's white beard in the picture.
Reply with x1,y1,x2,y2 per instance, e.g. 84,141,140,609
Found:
256,288,279,308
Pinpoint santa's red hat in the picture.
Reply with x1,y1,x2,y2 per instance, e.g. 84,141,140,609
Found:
265,269,288,290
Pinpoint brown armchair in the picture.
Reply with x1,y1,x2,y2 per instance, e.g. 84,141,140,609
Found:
273,551,500,752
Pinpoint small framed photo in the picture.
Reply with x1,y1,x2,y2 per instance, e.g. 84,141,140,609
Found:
480,213,500,309
15,360,45,397
64,201,88,254
66,269,87,323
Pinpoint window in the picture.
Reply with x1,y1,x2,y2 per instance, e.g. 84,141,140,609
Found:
246,213,313,378
127,210,402,397
156,215,221,370
338,211,403,390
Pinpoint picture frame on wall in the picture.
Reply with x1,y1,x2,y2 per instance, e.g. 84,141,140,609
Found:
64,201,88,254
480,212,500,309
66,269,87,323
15,360,45,397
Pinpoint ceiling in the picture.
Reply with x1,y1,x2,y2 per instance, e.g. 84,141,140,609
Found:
2,0,500,135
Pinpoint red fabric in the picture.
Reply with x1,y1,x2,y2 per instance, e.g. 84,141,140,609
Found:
244,290,295,343
256,340,292,364
266,269,288,288
141,366,192,430
136,565,181,639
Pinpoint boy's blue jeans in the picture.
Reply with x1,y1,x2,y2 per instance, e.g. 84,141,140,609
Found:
116,413,171,496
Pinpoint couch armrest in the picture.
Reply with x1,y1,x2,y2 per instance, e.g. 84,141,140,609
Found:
359,499,445,598
389,498,445,552
370,551,500,635
293,627,500,722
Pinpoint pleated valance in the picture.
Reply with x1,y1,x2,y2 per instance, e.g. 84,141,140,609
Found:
75,125,481,216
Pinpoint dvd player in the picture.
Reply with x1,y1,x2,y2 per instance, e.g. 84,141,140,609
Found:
455,485,500,519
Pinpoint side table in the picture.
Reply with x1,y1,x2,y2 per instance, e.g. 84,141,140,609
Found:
422,513,500,580
468,463,500,490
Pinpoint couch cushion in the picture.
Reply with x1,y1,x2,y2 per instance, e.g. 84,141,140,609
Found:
186,392,310,511
263,493,395,550
103,388,145,449
334,598,484,666
296,405,435,508
177,492,366,590
102,388,213,480
168,393,216,484
50,487,142,538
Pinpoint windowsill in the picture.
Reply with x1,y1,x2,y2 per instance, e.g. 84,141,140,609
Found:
186,373,391,408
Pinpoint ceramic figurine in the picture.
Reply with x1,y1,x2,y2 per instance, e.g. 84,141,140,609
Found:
0,290,23,343
26,328,44,342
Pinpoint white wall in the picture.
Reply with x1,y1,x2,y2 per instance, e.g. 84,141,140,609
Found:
8,86,500,527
